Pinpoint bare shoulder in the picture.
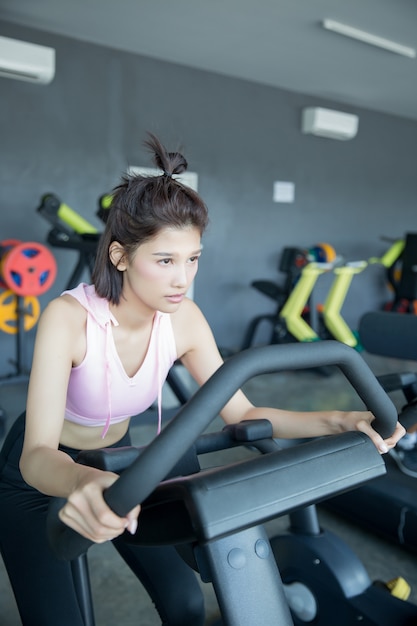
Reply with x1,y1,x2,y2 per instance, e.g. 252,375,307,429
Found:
36,294,87,348
41,293,86,325
171,297,207,333
171,297,216,358
172,296,204,321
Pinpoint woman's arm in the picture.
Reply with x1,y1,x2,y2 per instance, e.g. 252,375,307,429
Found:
173,300,405,453
21,296,86,496
20,297,139,541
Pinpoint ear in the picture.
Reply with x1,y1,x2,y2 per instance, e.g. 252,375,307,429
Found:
109,242,127,271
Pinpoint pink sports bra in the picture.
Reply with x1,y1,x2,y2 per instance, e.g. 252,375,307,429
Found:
63,283,178,438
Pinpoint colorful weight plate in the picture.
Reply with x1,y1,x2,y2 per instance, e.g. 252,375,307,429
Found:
1,241,57,296
0,290,41,334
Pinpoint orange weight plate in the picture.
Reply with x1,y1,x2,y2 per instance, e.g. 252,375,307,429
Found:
2,242,57,296
0,290,41,334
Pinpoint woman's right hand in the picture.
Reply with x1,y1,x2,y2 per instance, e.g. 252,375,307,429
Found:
58,469,140,543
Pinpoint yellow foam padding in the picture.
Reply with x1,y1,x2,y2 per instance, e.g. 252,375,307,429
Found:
385,577,411,601
100,194,113,209
321,262,367,347
369,239,405,268
57,203,98,235
280,263,331,342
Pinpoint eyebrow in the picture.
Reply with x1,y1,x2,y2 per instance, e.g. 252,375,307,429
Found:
152,248,203,257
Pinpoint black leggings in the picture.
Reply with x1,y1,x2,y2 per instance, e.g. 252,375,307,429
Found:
0,414,205,626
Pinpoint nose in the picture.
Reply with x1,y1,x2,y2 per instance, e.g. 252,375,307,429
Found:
172,264,188,288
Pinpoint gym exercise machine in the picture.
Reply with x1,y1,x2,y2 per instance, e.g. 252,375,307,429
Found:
0,239,57,377
320,236,408,349
324,311,417,554
243,237,410,353
47,341,417,625
37,193,101,290
241,245,336,350
0,239,57,436
241,246,309,349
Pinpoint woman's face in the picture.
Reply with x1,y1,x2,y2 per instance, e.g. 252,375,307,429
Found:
119,225,202,313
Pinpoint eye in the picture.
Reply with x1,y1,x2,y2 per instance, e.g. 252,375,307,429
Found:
158,258,173,266
188,254,201,264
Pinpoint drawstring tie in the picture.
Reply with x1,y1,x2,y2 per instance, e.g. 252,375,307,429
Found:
101,321,113,439
155,313,163,436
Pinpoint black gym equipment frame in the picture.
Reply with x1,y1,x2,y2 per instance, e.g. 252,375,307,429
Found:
47,342,417,626
324,311,417,554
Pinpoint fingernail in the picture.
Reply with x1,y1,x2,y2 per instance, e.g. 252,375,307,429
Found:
128,519,138,535
379,443,389,454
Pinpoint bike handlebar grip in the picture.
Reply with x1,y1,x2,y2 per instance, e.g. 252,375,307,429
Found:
48,341,398,561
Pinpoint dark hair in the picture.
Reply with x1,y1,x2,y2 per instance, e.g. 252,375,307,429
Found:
92,133,209,304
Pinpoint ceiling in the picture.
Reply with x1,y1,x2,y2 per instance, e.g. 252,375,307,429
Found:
2,0,417,121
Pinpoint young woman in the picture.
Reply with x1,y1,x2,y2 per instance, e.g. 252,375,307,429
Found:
0,134,404,626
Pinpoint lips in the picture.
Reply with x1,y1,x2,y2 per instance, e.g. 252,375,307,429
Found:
166,294,184,304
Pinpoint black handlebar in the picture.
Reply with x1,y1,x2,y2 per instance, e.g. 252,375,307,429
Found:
47,341,398,560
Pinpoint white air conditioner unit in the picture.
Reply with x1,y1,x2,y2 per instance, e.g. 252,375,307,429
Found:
0,36,55,84
301,107,359,140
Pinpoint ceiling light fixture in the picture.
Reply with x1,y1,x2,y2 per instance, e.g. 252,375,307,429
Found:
322,19,416,59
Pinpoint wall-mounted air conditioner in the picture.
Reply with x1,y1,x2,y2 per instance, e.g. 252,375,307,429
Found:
301,107,359,140
0,36,55,84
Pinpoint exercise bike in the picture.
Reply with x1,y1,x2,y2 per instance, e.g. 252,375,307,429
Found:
241,245,335,350
47,341,417,625
319,235,409,349
37,193,101,290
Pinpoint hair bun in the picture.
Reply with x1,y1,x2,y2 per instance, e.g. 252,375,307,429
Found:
167,152,188,176
145,133,188,178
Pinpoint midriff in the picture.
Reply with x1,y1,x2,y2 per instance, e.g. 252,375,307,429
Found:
59,418,131,450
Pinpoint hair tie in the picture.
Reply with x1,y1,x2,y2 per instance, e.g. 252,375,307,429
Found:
163,170,172,178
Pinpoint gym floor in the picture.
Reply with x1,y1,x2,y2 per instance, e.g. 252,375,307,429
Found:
0,350,416,625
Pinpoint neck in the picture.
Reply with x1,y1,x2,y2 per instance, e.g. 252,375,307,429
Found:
110,296,156,330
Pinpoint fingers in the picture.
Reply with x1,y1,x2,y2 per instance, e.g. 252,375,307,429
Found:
383,421,406,449
374,421,406,455
357,419,389,454
356,417,406,455
126,505,141,535
60,488,124,543
59,476,141,543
